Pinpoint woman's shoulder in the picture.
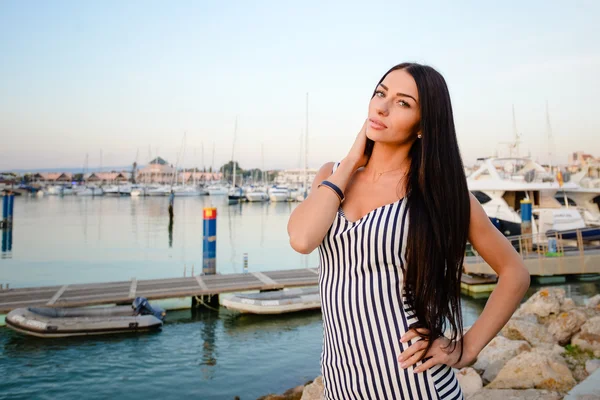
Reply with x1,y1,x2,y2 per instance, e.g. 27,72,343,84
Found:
318,161,337,176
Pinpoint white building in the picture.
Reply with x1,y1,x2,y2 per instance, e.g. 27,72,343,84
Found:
275,168,319,186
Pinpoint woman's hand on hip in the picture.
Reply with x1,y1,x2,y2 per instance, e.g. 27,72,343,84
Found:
398,328,474,373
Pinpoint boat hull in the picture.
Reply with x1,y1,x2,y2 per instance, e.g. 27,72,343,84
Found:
6,306,163,338
222,287,320,314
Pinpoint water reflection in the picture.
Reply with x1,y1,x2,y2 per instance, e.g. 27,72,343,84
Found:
190,307,220,380
1,227,13,258
168,219,174,248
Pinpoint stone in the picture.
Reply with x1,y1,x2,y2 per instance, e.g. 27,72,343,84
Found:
586,359,600,375
587,294,600,309
501,318,555,347
547,309,587,345
472,336,531,383
456,367,482,397
561,297,577,312
571,316,600,356
301,376,323,400
516,288,565,318
468,389,562,400
488,348,576,392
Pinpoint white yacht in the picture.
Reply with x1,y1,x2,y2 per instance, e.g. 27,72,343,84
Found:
76,186,104,196
207,184,229,196
103,184,132,196
172,185,203,197
555,165,600,226
146,185,171,197
268,186,291,202
468,157,564,236
245,186,269,202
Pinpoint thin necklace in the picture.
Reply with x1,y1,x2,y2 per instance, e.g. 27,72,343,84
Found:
375,165,404,178
373,159,410,182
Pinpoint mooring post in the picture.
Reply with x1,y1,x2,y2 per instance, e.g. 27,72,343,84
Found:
7,194,14,226
196,206,218,309
520,199,532,253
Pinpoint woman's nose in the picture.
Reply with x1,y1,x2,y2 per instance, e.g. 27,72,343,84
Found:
376,102,389,117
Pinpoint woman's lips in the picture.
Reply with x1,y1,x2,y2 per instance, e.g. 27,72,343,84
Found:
368,118,387,130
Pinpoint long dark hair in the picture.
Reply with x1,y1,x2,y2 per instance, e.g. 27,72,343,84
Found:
371,63,470,360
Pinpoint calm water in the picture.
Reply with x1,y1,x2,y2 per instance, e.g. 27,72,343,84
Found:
0,195,598,399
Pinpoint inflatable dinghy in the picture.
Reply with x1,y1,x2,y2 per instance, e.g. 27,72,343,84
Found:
6,297,165,338
222,287,320,314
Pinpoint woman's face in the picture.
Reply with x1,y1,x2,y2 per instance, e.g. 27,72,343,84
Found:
367,68,421,145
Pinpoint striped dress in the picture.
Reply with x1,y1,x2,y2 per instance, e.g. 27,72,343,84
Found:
317,163,463,400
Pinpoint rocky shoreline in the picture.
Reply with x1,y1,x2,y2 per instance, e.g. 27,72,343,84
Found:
258,288,600,400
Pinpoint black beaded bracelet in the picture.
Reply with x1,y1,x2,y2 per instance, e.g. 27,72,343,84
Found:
318,180,345,203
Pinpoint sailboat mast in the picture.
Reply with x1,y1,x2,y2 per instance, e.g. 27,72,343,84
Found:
546,101,554,173
212,142,215,181
511,104,519,158
304,92,309,197
261,143,265,185
231,117,238,188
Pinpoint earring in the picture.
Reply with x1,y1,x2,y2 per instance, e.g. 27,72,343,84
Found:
417,133,422,139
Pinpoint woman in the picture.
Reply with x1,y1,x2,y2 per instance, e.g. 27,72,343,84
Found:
287,63,530,399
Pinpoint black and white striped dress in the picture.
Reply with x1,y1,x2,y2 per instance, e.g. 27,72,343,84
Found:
317,163,463,400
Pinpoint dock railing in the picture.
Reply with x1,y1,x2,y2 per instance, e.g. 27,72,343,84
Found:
464,227,600,276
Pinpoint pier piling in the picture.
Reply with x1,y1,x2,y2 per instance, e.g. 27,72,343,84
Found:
199,207,219,309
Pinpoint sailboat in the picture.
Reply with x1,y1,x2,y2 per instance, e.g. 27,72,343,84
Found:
228,118,245,203
245,144,269,202
296,93,310,202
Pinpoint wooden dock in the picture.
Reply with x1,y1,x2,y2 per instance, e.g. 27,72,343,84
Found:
0,268,321,314
0,267,503,314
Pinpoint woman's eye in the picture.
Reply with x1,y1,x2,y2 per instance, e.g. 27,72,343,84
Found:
398,100,409,107
375,91,385,97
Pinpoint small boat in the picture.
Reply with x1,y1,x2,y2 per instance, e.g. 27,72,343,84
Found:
268,187,291,202
222,287,320,314
5,297,165,338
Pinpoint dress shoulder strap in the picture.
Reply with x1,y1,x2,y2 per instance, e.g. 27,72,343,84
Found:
331,161,341,174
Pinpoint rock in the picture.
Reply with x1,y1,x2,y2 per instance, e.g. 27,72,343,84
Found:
456,367,482,397
501,318,555,347
468,388,562,400
488,348,576,392
587,294,600,309
586,359,600,375
482,362,504,385
472,336,531,383
561,297,576,312
571,316,600,356
516,288,565,318
547,309,587,345
301,376,323,400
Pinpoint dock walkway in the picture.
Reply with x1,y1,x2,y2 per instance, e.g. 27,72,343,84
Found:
0,268,321,314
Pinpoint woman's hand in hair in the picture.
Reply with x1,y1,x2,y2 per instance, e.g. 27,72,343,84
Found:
344,119,370,171
398,328,475,373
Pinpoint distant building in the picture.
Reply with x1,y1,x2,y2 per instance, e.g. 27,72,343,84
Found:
275,168,318,186
85,172,131,183
36,172,73,183
135,157,222,184
136,157,175,184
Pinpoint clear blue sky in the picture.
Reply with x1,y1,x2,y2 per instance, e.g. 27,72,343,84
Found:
1,0,598,171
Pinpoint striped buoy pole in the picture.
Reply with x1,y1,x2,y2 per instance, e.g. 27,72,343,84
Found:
203,207,217,275
520,199,532,252
194,207,219,309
